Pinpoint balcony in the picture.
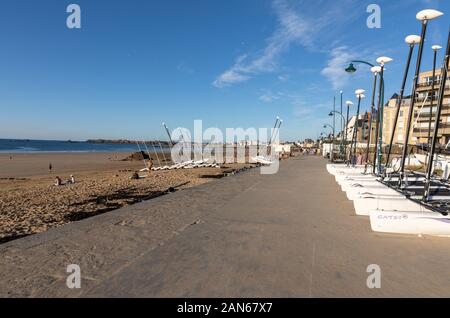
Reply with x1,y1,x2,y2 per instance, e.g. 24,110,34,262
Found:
417,79,442,88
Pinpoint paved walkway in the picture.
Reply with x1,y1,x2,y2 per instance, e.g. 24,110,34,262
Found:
2,156,450,297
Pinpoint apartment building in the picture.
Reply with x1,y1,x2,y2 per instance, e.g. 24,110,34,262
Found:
382,94,411,147
342,112,377,145
413,62,450,145
382,61,450,147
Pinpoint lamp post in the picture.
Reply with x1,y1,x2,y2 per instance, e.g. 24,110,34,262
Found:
384,35,421,173
323,124,334,142
399,9,443,187
330,109,346,159
345,60,375,72
345,60,381,170
344,100,354,162
329,111,346,129
373,56,393,175
364,66,380,173
350,90,365,166
427,45,442,150
330,109,346,160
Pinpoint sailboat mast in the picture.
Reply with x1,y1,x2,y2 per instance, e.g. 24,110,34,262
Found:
423,29,450,201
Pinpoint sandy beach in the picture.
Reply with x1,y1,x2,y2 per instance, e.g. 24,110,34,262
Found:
0,152,255,243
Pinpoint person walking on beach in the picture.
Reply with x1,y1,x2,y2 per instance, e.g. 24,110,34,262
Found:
49,163,53,173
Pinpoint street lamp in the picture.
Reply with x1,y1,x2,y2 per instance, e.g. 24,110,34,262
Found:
329,110,346,159
323,124,334,138
384,34,421,172
345,63,357,73
427,44,443,149
329,110,346,124
373,56,393,174
349,90,365,166
399,8,443,187
345,60,375,73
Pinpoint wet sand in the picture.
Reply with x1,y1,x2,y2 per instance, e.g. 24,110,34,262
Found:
0,152,255,243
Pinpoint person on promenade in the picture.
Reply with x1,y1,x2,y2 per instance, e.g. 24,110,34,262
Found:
357,152,363,165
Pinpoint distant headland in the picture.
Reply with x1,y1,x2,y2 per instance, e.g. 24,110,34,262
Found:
86,139,170,145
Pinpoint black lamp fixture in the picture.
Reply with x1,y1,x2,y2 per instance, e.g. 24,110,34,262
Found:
345,63,357,73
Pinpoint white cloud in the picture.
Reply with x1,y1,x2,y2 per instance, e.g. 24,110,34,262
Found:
320,46,355,90
278,74,290,82
213,0,317,88
213,0,361,88
212,55,251,88
177,62,195,75
259,90,282,103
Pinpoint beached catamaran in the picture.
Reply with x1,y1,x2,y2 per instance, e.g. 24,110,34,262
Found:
328,9,450,236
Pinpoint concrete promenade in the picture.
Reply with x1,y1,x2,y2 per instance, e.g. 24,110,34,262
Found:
2,156,450,297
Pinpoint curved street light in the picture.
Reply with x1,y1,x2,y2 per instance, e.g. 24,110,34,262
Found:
323,124,334,144
345,60,375,73
329,110,345,122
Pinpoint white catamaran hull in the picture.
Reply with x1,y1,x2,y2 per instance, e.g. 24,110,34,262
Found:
341,180,384,192
346,186,401,201
332,168,365,177
370,210,450,237
353,196,420,216
336,174,375,184
327,164,365,175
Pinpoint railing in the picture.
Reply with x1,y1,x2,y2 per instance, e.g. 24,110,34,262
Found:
417,80,450,88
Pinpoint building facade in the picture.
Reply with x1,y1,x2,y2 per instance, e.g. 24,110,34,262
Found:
413,63,450,145
342,112,377,146
382,94,411,147
382,61,450,147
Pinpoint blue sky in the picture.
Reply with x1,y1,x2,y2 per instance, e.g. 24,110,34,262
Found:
0,0,449,141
